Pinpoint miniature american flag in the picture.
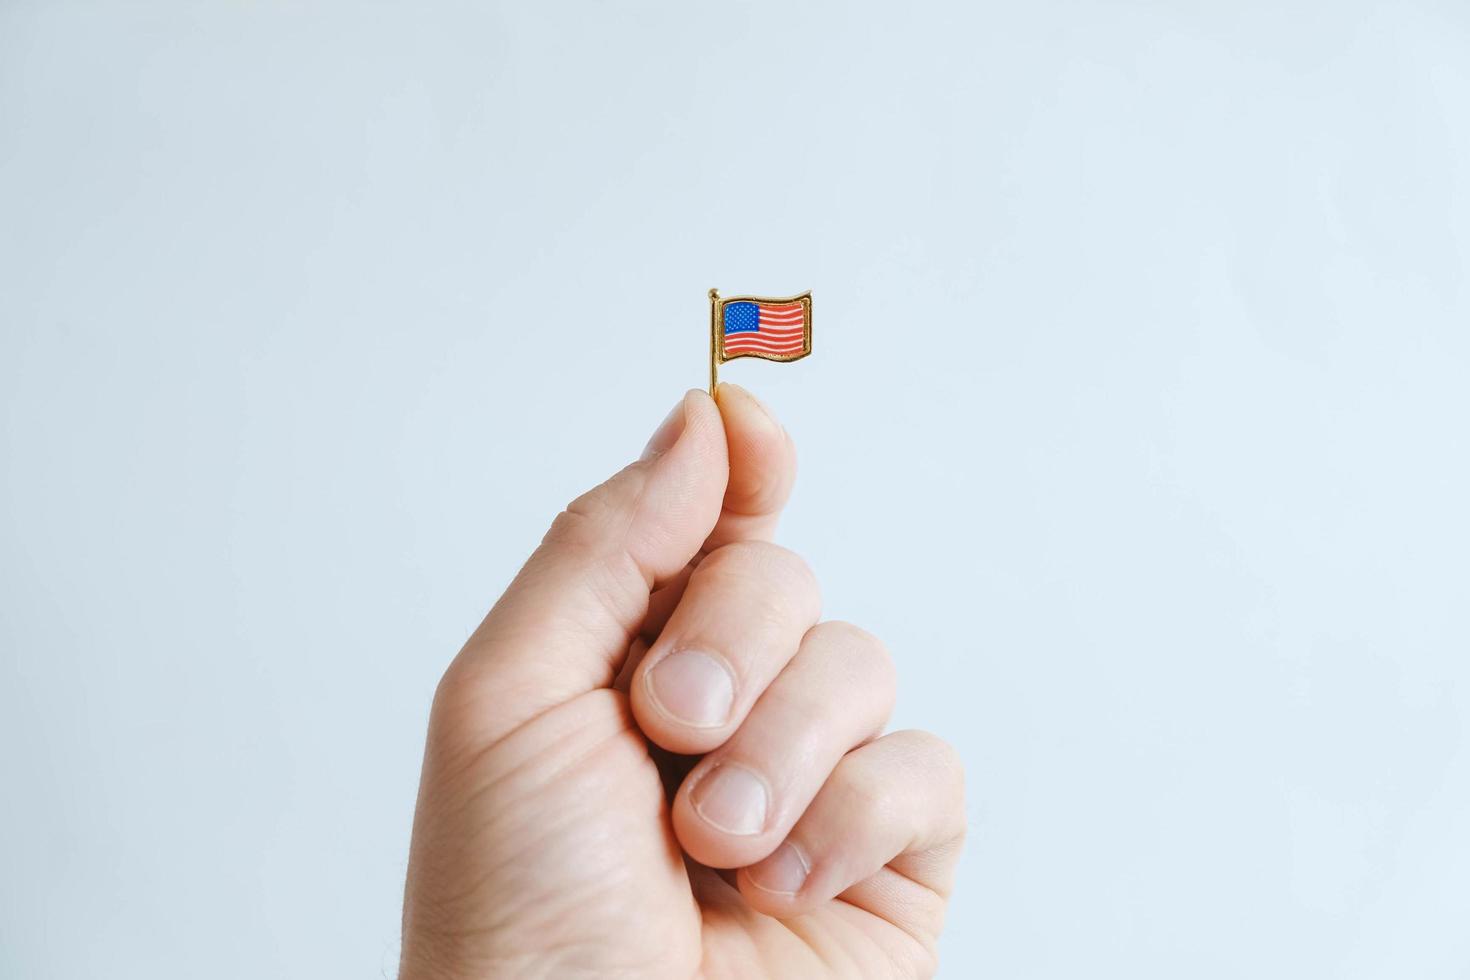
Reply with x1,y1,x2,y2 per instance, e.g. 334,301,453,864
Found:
719,295,812,362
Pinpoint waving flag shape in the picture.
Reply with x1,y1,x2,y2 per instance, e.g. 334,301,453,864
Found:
717,293,812,363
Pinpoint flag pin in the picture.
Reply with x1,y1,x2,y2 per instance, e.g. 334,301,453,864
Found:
708,288,812,394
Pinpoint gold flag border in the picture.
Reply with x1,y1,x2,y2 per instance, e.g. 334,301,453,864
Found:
707,289,813,393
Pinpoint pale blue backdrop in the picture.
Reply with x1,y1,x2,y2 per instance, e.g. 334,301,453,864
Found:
2,2,1468,977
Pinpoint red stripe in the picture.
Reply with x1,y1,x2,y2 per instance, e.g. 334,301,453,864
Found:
728,333,805,345
748,327,804,336
726,340,806,353
726,348,806,357
759,316,804,326
758,302,804,311
728,334,805,344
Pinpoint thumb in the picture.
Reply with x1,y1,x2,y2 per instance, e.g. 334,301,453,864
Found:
437,389,728,746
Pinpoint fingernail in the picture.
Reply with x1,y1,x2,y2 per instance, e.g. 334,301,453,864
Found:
645,649,735,727
691,764,768,836
640,395,688,461
747,841,810,895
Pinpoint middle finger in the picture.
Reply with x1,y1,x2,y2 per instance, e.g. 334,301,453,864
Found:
630,539,819,755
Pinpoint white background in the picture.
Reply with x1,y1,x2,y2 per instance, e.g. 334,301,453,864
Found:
2,2,1468,977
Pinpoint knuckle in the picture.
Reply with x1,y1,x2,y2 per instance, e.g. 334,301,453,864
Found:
807,618,872,645
543,465,642,552
544,497,608,552
810,621,890,666
696,541,820,612
898,728,961,765
838,754,899,820
424,662,496,764
700,539,806,579
894,729,966,800
807,621,896,698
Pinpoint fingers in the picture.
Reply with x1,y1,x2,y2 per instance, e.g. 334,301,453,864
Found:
736,730,965,927
669,622,897,868
638,383,797,642
439,390,728,747
706,383,797,550
631,541,822,754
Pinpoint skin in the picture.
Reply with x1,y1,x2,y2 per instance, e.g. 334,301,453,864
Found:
400,385,966,979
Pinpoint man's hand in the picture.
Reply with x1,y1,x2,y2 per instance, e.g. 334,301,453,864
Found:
400,386,965,979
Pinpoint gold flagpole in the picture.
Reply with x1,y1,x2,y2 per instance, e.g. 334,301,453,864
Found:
708,288,720,396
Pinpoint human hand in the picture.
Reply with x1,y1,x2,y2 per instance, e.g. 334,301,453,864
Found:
400,386,965,979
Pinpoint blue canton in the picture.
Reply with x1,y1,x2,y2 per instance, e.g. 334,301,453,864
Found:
724,301,760,334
